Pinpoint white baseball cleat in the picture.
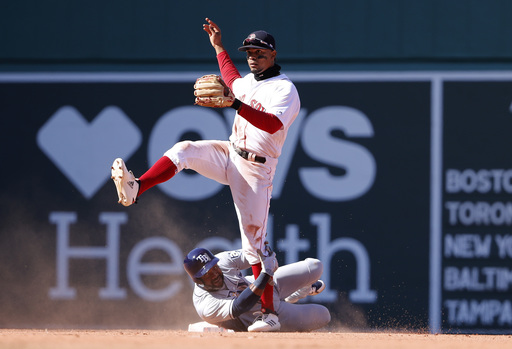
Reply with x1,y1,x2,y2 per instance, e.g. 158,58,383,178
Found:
247,312,281,332
284,280,326,304
111,158,139,207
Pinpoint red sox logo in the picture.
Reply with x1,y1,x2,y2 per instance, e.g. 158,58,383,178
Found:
249,99,266,112
239,94,266,112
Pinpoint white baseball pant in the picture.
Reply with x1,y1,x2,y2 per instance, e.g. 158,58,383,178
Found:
164,140,278,265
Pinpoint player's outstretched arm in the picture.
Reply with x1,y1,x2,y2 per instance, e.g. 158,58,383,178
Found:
230,272,272,317
203,18,225,55
230,250,277,317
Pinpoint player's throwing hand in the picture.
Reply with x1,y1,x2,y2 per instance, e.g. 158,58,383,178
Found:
203,18,223,51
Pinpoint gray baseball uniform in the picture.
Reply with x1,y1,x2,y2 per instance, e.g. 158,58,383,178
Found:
191,249,331,332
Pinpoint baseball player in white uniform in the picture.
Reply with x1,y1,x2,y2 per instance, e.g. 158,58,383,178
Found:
183,247,330,332
111,18,300,331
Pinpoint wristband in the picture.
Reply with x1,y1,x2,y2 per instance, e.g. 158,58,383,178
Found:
230,98,242,111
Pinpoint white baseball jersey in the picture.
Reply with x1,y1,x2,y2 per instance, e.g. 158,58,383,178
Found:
191,249,331,332
230,73,300,159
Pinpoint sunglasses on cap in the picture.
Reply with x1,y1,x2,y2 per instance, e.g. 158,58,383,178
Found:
242,37,275,50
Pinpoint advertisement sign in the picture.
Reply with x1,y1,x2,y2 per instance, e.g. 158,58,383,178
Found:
439,80,512,333
1,72,510,333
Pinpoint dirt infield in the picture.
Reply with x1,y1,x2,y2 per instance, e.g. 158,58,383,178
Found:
0,329,510,349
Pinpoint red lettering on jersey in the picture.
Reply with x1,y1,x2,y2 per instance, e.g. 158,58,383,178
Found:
249,99,266,112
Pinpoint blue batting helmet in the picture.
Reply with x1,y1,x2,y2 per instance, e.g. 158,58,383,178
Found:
183,248,220,284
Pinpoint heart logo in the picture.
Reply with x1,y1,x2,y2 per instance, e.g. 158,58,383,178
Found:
37,106,142,199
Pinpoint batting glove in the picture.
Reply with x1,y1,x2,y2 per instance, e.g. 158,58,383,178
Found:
257,244,278,278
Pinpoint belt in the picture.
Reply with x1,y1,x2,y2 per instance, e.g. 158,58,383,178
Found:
232,143,266,164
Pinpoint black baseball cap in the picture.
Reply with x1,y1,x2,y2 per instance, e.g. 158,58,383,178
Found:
238,30,276,51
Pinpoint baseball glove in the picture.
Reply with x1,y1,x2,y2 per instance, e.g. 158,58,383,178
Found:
194,74,235,108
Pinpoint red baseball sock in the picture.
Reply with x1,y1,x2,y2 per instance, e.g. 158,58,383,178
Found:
252,263,262,278
261,283,275,313
137,156,177,196
251,263,275,313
